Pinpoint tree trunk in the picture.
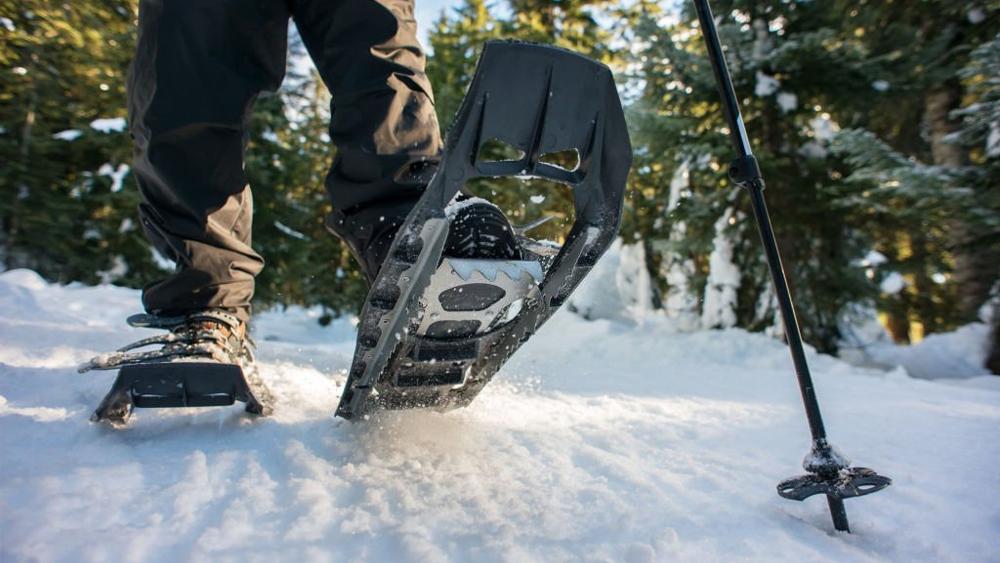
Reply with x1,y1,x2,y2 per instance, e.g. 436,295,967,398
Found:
987,300,1000,375
925,83,993,320
925,82,1000,373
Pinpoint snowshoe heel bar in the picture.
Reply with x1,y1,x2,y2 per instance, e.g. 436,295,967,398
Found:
92,363,270,423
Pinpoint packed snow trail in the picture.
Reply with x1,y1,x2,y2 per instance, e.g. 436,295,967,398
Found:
0,269,997,562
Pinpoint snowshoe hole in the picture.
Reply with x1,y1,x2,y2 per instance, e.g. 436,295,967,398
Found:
477,137,525,162
463,177,575,246
539,148,580,171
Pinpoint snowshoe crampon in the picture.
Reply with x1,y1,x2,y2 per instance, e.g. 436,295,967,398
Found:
335,40,632,419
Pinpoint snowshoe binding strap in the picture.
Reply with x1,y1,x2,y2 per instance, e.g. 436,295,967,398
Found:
336,40,631,419
78,309,248,373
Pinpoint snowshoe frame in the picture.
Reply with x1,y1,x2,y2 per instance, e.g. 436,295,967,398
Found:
335,40,631,419
91,362,271,425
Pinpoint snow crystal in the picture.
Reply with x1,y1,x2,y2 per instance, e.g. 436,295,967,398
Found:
809,114,840,141
702,208,741,329
444,195,494,218
617,242,653,318
967,7,986,23
52,129,82,141
118,218,134,233
97,163,129,193
667,160,690,211
274,220,308,241
150,247,175,271
89,117,127,133
660,160,699,330
754,71,779,97
871,80,890,92
799,141,827,159
776,91,798,113
987,121,999,158
880,271,905,294
0,17,14,31
98,256,128,284
529,194,545,204
859,250,888,267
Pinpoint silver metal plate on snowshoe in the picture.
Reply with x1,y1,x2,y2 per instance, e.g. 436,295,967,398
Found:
416,258,543,339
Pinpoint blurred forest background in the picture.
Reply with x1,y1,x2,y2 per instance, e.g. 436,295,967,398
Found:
1,0,998,371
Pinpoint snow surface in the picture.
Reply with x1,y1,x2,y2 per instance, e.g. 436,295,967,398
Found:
857,322,993,381
1,268,999,562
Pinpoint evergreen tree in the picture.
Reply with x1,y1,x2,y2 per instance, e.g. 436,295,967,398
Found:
954,32,1000,372
427,0,502,132
632,1,875,352
825,0,1000,341
0,0,166,287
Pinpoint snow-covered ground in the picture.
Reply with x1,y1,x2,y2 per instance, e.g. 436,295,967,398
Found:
1,268,998,562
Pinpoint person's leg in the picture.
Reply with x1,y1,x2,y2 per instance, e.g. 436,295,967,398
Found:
129,0,290,321
291,0,442,281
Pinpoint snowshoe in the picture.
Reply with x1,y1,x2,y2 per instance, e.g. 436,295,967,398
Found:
79,309,272,425
335,40,632,420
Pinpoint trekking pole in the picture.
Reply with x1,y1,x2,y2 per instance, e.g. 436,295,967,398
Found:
692,0,891,533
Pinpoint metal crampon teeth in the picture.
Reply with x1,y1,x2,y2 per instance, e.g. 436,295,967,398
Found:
416,258,544,338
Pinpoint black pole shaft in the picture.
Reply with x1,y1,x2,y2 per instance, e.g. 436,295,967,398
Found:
745,187,827,441
692,0,829,442
828,496,850,532
693,0,750,157
692,0,850,532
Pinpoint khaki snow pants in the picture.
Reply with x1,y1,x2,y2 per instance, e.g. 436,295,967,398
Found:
128,0,442,321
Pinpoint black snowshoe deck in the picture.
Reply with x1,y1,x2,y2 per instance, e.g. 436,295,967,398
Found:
335,40,631,420
92,362,272,425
